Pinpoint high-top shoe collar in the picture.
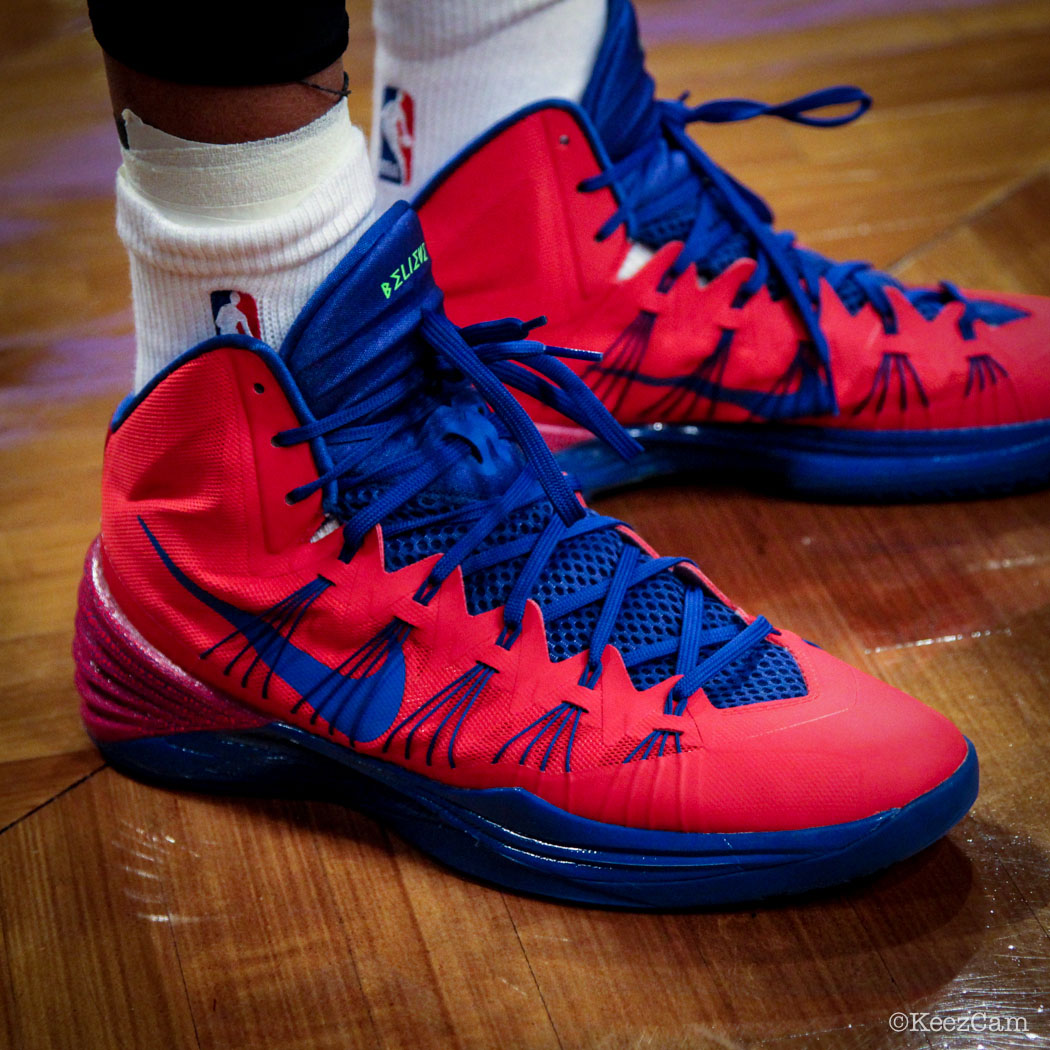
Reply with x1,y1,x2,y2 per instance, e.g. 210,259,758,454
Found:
580,0,659,164
280,203,441,424
279,203,524,497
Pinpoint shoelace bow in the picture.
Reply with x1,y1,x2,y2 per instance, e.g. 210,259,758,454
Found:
277,309,771,710
579,84,1009,412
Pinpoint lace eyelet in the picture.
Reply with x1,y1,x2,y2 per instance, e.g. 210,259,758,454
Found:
253,382,265,394
497,620,521,649
414,576,441,605
558,134,570,146
579,659,602,689
656,271,677,294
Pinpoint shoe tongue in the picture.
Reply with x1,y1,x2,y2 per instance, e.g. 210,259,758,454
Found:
581,0,716,252
579,0,859,301
279,202,523,497
279,203,440,422
581,0,659,163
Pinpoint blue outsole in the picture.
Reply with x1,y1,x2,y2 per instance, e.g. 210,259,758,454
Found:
555,420,1050,501
97,725,978,909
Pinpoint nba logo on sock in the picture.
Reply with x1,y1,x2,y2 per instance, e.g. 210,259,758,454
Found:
379,86,414,185
211,291,261,339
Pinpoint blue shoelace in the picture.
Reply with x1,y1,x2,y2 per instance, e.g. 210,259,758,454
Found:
276,307,772,711
579,83,1026,413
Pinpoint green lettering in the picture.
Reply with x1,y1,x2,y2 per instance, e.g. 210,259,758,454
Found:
379,242,430,300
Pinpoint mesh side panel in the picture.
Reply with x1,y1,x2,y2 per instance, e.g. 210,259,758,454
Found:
835,274,866,313
465,554,527,614
638,207,694,247
609,575,739,682
611,571,682,650
546,602,601,663
843,284,1020,322
618,83,1028,330
342,480,806,706
702,640,807,708
379,493,551,606
698,232,751,279
624,161,987,325
342,485,472,571
700,592,739,630
385,521,471,570
968,297,1027,326
460,502,549,613
534,531,620,604
629,654,676,690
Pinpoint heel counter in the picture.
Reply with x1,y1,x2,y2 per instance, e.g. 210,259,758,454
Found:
74,540,269,743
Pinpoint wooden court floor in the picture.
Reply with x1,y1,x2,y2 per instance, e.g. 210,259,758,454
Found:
2,1,1049,1048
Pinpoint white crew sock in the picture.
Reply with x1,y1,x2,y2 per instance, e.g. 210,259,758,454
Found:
371,0,606,211
117,101,376,391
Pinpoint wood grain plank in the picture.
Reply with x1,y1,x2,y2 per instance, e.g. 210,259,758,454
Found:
0,892,17,1050
895,171,1050,294
142,789,381,1050
0,771,199,1050
312,805,561,1050
0,632,92,768
503,865,965,1048
0,749,102,830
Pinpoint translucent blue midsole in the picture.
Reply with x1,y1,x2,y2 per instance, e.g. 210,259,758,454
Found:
555,419,1050,499
98,724,978,908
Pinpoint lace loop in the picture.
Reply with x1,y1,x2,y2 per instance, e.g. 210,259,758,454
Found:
672,85,872,129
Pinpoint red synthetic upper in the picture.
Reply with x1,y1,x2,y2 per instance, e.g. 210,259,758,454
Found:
94,342,967,834
417,106,1050,434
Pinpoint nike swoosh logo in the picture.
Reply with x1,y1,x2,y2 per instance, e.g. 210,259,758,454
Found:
139,517,405,743
594,365,834,419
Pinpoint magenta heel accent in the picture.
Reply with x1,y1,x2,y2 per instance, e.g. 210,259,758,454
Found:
74,540,270,743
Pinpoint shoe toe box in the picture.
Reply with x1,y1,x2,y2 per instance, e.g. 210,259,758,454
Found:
661,636,971,833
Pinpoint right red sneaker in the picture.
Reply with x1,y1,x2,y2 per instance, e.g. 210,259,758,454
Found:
416,0,1050,501
75,204,976,908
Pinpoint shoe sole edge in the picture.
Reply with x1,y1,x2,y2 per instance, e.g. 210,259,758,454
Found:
549,419,1050,501
91,722,978,909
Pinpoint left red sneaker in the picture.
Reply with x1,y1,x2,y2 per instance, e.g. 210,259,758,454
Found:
417,0,1050,501
74,204,977,908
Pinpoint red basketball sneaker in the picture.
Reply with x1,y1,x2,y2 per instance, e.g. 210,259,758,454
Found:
75,205,976,907
416,0,1050,500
